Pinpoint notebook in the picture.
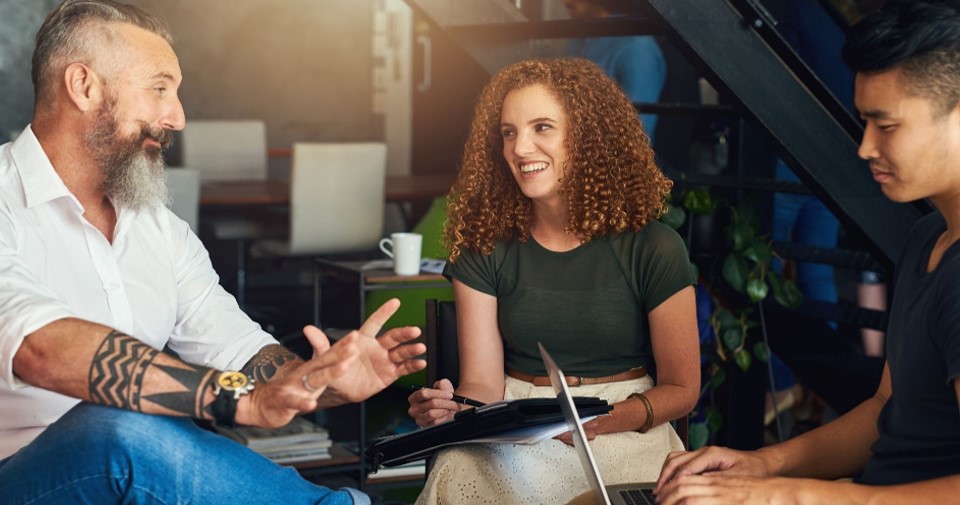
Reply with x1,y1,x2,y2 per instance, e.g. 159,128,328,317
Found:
538,343,658,505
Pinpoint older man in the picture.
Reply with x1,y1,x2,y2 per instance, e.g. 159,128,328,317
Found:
0,1,424,503
656,1,960,503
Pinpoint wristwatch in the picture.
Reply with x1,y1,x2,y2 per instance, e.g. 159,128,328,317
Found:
211,371,255,427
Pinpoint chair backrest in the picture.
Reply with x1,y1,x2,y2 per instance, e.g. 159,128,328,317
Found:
287,142,386,255
165,168,201,232
425,299,460,388
181,120,267,181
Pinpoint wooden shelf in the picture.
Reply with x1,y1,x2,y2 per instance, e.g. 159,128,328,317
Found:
287,444,359,471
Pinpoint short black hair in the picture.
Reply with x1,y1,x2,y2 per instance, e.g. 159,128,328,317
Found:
843,0,960,114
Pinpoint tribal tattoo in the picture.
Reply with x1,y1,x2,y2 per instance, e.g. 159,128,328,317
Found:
242,344,301,384
89,330,217,418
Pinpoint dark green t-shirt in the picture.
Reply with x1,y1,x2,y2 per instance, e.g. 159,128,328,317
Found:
445,220,694,376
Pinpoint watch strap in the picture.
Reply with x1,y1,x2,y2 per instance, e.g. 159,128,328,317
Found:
211,387,239,427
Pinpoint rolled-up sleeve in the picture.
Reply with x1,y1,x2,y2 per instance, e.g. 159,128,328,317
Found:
0,205,74,389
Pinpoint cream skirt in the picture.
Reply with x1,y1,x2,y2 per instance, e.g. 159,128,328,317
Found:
415,375,683,505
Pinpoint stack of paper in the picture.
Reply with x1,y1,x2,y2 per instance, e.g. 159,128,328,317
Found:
217,417,332,464
367,460,426,482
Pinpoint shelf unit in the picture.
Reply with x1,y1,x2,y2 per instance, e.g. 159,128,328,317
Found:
310,258,449,491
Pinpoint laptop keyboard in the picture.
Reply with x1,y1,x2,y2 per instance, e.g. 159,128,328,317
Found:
619,489,656,505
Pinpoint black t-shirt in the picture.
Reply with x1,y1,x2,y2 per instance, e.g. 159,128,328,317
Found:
860,212,960,484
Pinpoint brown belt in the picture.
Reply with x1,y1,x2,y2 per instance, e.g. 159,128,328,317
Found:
506,367,647,387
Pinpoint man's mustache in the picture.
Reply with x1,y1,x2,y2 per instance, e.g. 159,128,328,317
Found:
142,124,173,150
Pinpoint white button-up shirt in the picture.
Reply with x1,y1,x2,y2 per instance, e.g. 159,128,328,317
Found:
0,126,276,459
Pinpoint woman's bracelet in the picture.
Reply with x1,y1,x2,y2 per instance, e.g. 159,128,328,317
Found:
628,392,654,433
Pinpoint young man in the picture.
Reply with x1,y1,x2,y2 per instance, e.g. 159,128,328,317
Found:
0,1,425,503
655,1,960,503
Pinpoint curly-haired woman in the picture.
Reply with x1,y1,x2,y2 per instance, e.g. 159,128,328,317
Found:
408,58,699,504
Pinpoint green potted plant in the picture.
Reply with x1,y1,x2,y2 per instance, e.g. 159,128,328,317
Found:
662,184,803,449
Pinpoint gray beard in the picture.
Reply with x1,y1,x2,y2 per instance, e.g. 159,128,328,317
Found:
101,149,170,213
85,102,171,213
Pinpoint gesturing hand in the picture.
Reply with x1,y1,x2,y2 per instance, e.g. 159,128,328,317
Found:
316,298,427,407
238,331,360,428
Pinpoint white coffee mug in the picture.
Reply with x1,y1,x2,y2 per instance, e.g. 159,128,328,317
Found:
379,232,423,276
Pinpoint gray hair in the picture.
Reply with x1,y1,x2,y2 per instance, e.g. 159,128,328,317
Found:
32,0,173,105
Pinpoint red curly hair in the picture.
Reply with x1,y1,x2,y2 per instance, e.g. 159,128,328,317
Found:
445,57,673,262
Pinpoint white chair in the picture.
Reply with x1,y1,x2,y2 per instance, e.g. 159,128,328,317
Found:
254,142,386,256
180,120,268,181
180,119,270,309
165,168,201,232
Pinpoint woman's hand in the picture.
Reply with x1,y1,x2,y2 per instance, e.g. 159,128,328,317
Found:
554,395,647,446
407,378,462,427
554,416,601,445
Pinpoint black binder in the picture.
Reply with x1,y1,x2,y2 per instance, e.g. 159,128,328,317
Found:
366,397,611,469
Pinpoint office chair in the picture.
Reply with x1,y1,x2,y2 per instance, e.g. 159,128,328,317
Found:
165,168,201,232
181,119,271,308
254,142,386,256
181,119,268,181
425,299,460,389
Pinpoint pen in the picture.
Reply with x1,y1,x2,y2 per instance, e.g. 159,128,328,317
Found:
410,385,486,407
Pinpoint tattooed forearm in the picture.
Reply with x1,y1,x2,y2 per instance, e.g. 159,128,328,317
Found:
242,344,302,383
89,330,217,418
88,331,157,411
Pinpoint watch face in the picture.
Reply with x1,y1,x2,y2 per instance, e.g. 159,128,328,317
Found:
217,371,249,391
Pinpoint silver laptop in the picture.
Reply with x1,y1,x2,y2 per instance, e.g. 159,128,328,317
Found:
538,343,657,505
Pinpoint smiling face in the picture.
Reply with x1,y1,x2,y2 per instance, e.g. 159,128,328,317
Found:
855,68,960,208
85,23,185,210
100,23,185,152
500,84,569,209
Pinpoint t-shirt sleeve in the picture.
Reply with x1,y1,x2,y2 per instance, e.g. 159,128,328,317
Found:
932,268,960,384
634,222,695,312
443,246,498,296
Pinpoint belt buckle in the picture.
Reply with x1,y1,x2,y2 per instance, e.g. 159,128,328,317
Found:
570,375,583,387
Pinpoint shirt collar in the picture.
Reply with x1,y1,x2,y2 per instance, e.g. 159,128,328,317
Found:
11,125,80,210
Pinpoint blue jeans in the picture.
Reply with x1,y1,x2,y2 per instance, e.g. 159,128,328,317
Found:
0,403,369,505
770,161,841,392
772,162,840,305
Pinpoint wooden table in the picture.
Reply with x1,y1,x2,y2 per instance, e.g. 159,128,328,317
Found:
199,174,454,206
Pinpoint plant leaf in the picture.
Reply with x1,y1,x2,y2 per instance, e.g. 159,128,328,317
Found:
746,277,769,302
742,241,773,263
730,222,754,251
777,278,804,309
682,188,715,215
768,270,784,292
734,348,752,371
722,253,748,292
721,328,742,354
689,422,710,449
752,341,770,364
710,366,727,388
660,204,686,230
714,308,738,329
706,406,723,434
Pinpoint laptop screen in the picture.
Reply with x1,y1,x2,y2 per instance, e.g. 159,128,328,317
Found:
538,342,612,505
